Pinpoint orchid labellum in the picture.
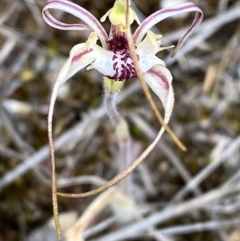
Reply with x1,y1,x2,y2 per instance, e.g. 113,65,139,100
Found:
42,0,203,237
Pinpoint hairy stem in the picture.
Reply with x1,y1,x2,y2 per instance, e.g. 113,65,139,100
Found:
104,91,120,126
103,90,133,195
116,120,132,194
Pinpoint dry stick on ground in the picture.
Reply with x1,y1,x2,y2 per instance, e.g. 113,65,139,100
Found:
3,33,43,83
223,169,240,189
83,217,116,239
0,38,16,65
212,27,240,96
82,187,240,239
0,25,48,57
94,185,240,241
156,184,240,238
155,218,240,237
0,108,34,155
83,217,240,239
217,0,229,14
24,0,46,29
0,1,19,24
170,136,240,203
0,144,24,161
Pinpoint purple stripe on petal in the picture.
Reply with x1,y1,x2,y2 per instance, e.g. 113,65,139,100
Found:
134,3,196,41
172,11,202,56
148,68,169,90
133,2,203,52
43,11,89,30
72,49,93,63
43,0,108,48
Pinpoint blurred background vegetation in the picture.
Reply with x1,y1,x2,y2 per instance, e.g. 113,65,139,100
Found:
0,0,240,240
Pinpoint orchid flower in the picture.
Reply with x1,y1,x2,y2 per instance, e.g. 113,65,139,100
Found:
42,0,203,237
43,0,203,131
43,0,203,183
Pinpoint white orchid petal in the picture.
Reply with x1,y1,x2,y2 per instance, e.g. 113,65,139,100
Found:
154,84,174,145
138,54,163,73
137,31,162,54
137,31,170,73
48,43,95,133
133,2,203,55
87,45,115,77
43,9,89,31
42,0,108,48
66,47,95,80
143,64,173,123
